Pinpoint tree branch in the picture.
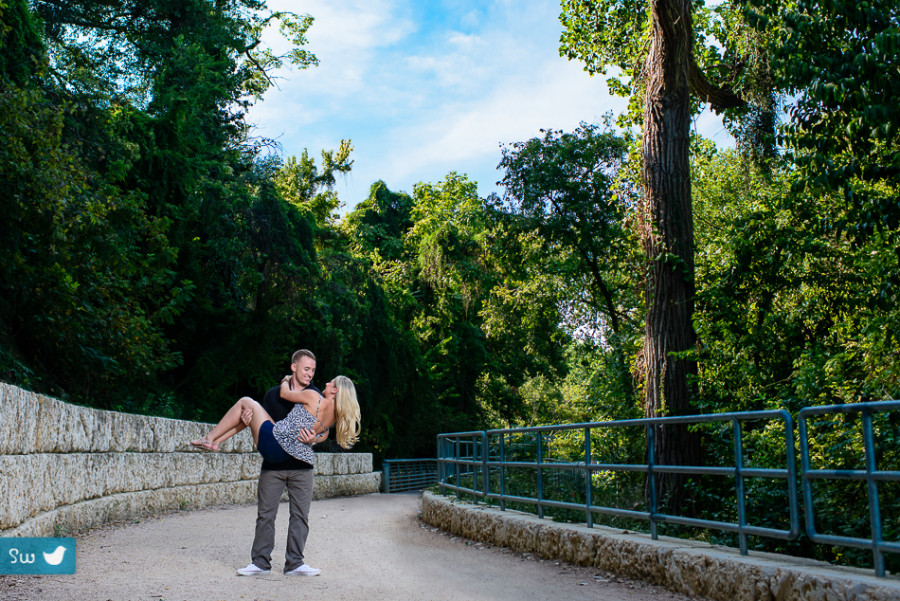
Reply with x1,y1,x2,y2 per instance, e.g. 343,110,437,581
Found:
689,60,745,113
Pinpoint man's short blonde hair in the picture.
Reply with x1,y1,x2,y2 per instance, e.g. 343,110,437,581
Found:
291,349,316,363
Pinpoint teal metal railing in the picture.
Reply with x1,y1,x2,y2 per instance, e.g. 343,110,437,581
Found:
437,401,900,577
799,400,900,577
382,458,438,493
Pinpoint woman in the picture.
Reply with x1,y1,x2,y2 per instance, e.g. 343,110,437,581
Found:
190,375,361,463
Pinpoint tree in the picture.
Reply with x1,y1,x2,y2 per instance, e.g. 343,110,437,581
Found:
0,0,189,403
0,0,45,85
488,123,641,421
560,0,753,509
494,123,635,336
637,0,702,501
405,174,490,426
275,141,354,230
0,0,325,413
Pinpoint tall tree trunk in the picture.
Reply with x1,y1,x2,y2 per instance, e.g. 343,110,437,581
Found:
641,0,701,513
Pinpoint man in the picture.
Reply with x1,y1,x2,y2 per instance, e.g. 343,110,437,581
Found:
236,349,324,577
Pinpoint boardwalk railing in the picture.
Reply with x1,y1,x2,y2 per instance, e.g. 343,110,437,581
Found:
436,401,900,577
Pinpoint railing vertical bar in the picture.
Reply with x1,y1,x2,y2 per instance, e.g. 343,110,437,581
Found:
862,409,885,577
647,423,658,540
784,412,800,540
499,433,507,511
585,426,593,528
482,430,489,503
733,418,748,555
472,437,479,502
799,414,818,542
537,431,544,520
454,437,461,500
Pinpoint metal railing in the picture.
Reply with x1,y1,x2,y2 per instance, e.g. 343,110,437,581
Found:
382,458,438,493
437,401,900,577
799,401,900,577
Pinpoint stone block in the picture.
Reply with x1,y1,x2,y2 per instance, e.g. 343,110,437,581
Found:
315,453,334,475
331,453,372,474
313,472,381,499
554,526,595,566
0,384,39,454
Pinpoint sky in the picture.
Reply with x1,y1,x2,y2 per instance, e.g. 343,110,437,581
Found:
246,0,732,212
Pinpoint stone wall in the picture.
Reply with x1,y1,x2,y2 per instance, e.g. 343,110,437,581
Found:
422,492,900,601
0,383,381,537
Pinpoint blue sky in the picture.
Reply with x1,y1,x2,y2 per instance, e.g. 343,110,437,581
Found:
247,0,732,212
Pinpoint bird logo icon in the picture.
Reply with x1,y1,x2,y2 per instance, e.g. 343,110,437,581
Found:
42,546,67,566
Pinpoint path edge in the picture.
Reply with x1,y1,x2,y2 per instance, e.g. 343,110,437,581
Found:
421,491,900,601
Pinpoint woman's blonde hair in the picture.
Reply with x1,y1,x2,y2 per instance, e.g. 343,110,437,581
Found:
333,375,361,449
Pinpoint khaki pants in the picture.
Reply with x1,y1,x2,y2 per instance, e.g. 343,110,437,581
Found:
250,468,314,572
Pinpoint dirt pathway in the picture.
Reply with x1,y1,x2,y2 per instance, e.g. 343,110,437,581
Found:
1,492,695,601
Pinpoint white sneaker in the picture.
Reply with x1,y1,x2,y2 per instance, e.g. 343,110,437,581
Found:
236,563,270,576
286,563,321,576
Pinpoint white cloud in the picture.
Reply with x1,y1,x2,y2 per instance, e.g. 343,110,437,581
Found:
394,64,620,174
248,0,731,209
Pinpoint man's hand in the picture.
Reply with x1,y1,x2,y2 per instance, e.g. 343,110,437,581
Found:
241,407,253,426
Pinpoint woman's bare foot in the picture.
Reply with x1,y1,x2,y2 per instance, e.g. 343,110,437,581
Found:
190,438,219,451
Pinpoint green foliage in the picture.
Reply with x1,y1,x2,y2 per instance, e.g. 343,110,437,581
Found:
340,177,487,452
559,0,759,129
398,173,491,427
0,0,326,413
693,145,900,412
0,0,45,85
275,140,353,228
492,122,638,338
0,65,184,405
485,123,643,424
735,0,900,241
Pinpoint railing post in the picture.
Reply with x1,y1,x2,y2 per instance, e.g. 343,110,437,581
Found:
438,437,448,494
783,411,800,541
482,431,489,503
647,422,658,540
499,433,506,511
862,408,886,577
383,461,392,494
733,419,748,555
536,431,544,520
584,426,593,528
454,437,461,500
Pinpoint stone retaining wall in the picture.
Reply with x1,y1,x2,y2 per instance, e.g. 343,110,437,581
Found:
421,492,900,601
0,383,381,537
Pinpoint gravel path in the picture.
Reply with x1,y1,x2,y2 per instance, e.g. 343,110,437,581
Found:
1,492,695,601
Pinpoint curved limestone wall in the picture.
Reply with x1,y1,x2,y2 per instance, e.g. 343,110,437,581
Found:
0,383,380,537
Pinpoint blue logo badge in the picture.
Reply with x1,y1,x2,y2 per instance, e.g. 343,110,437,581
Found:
0,538,76,574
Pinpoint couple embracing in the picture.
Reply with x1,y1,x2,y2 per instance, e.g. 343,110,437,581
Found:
191,349,361,576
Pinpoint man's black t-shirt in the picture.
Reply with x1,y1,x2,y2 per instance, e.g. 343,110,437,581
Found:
259,381,322,471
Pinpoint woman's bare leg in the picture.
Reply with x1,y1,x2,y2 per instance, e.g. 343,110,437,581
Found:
191,397,273,449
